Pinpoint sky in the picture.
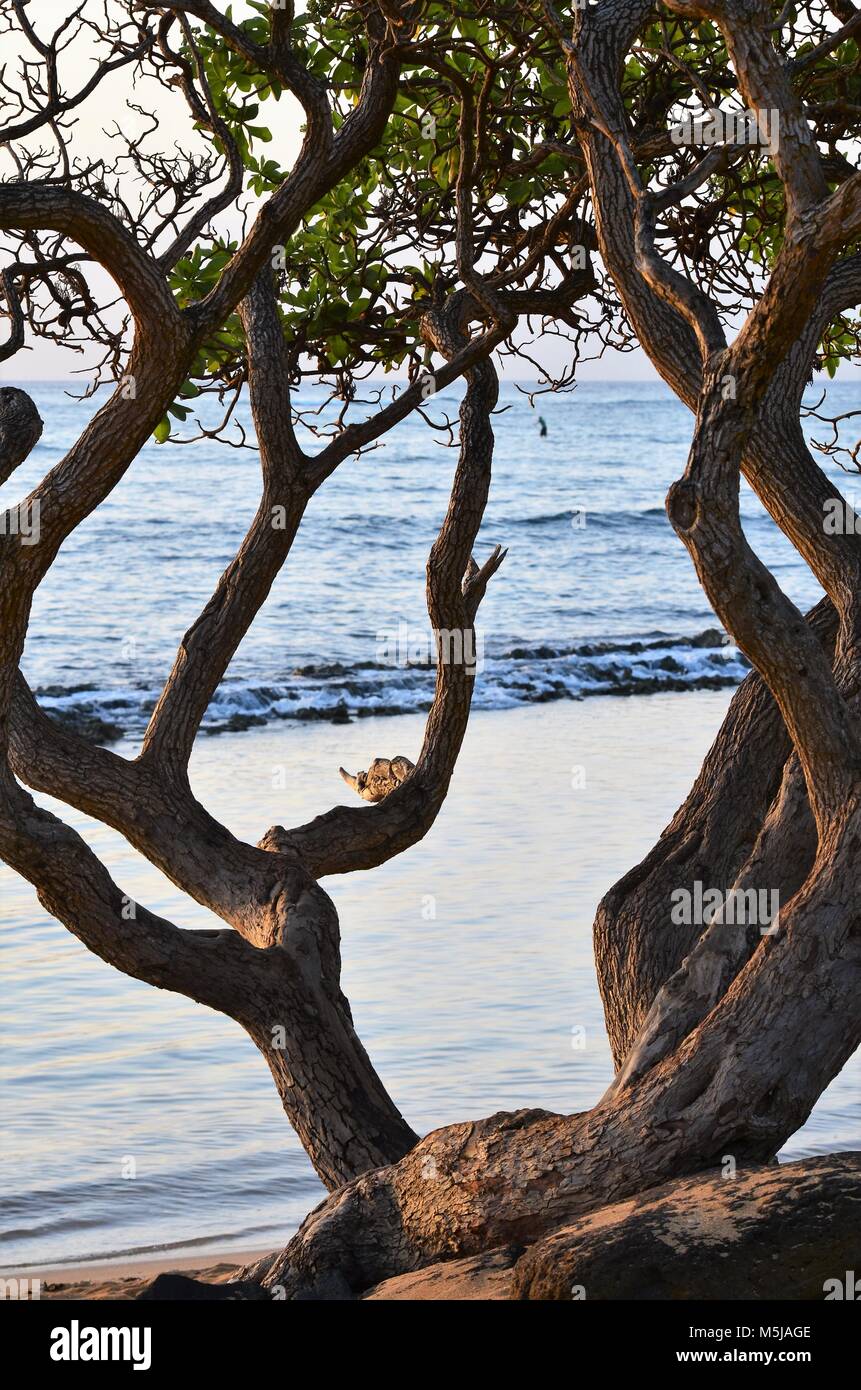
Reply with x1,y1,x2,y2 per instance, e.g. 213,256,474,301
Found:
0,0,857,384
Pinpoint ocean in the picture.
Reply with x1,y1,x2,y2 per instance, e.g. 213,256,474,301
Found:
1,378,858,1271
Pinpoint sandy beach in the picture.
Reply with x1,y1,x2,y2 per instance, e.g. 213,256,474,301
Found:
29,1249,274,1300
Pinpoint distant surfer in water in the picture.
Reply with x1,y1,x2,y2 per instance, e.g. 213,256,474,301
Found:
538,416,548,437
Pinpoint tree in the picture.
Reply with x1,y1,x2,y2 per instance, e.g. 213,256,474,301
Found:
1,0,858,1298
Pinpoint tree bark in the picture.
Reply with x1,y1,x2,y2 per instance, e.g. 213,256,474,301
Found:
560,0,861,1062
3,0,858,1302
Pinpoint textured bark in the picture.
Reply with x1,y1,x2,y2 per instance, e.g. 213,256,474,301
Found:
228,3,861,1295
0,386,42,484
362,1249,517,1301
561,0,861,1063
512,1153,861,1301
237,871,418,1187
2,0,858,1301
248,842,861,1298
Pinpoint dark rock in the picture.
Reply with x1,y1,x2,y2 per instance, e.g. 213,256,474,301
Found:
52,709,125,745
136,1272,270,1301
206,713,268,734
689,627,728,648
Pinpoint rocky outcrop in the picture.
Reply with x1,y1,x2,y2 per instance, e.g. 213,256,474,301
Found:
136,1271,269,1300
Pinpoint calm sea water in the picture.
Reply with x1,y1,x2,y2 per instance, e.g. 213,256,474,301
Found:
1,379,858,1270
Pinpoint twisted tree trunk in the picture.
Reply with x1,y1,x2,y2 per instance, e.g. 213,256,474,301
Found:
232,2,861,1296
2,0,857,1304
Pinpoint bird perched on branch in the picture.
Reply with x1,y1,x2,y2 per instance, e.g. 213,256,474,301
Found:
339,756,415,803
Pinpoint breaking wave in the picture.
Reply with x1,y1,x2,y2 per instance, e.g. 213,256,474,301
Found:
36,628,749,744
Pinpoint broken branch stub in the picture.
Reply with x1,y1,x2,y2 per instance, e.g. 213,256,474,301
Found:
339,756,416,803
